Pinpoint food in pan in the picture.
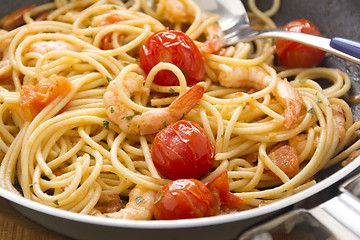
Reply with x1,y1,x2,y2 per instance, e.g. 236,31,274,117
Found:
0,0,359,220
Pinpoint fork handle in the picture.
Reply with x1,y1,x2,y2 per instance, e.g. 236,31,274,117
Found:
255,30,360,64
330,37,360,60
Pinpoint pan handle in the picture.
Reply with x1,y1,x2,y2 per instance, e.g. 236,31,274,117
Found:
238,173,360,240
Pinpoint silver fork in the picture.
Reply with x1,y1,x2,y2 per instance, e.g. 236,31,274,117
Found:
194,0,360,64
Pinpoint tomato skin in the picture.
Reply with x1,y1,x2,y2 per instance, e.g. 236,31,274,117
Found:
275,19,325,68
206,170,244,212
151,120,214,180
267,145,300,178
139,30,205,86
20,74,73,121
153,179,213,220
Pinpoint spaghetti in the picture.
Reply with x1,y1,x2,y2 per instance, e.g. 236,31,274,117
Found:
0,0,359,219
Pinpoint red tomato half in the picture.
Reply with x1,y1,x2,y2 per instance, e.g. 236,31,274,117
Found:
139,29,205,86
207,170,244,212
151,120,214,180
153,179,213,220
275,19,325,68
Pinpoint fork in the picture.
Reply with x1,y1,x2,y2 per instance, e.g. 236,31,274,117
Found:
194,0,360,64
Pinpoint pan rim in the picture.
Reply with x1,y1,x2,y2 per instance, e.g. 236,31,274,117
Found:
1,157,359,230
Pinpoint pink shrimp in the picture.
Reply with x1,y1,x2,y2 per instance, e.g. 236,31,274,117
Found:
28,40,80,55
103,71,205,135
201,25,227,54
94,185,156,220
218,66,303,128
161,0,195,24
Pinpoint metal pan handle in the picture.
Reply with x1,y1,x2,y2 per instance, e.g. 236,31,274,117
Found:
238,173,360,240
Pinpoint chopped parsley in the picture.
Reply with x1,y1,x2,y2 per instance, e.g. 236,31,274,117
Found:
299,78,307,84
122,112,138,120
180,68,189,76
307,107,315,114
154,190,163,204
135,196,144,204
106,75,112,82
163,121,167,128
110,107,114,113
103,120,110,130
53,200,59,206
169,88,175,94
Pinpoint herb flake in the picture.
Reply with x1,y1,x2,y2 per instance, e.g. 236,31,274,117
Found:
135,196,144,204
307,107,315,114
103,120,110,130
106,76,112,82
154,190,163,204
299,78,307,84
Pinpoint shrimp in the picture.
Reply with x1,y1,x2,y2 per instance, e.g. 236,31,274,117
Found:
289,104,346,156
20,74,73,121
161,0,195,24
28,40,80,55
201,24,227,54
103,72,205,135
218,66,303,128
331,104,346,142
93,185,156,220
0,5,34,31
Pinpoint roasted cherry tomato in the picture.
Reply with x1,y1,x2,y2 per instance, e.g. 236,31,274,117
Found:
151,120,214,180
207,170,244,212
20,75,73,121
139,29,205,86
267,145,300,178
153,179,213,220
275,19,325,68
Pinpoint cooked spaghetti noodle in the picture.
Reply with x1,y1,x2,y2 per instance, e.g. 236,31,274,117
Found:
0,0,359,218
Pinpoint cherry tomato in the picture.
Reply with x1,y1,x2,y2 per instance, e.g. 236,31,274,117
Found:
275,19,325,68
267,145,300,178
20,75,73,121
207,170,244,212
139,29,205,86
151,120,214,180
153,179,213,220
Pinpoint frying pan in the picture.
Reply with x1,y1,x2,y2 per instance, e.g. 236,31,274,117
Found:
1,0,360,239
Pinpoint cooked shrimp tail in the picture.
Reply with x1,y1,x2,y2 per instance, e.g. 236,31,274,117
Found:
104,71,205,135
93,185,156,220
139,82,205,135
